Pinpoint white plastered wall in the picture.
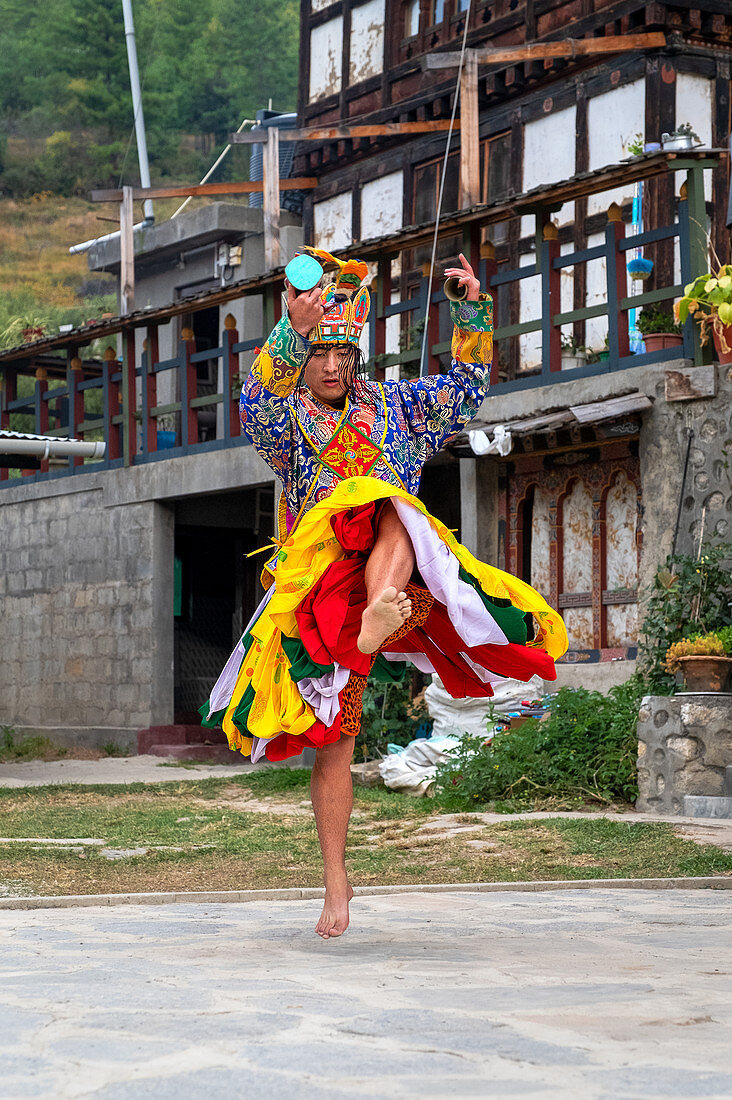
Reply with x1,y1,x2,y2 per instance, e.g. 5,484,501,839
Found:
519,240,575,370
349,0,385,84
587,79,645,216
313,192,353,251
674,73,714,283
521,106,577,237
309,17,343,101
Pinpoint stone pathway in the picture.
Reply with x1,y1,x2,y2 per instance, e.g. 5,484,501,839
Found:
1,888,731,1098
0,755,255,788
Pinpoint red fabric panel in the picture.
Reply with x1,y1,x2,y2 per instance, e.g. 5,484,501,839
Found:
264,715,345,762
295,502,377,675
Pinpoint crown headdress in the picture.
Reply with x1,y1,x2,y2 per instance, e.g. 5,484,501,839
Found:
301,247,370,346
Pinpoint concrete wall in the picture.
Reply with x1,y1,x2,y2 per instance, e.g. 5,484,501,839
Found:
0,444,275,748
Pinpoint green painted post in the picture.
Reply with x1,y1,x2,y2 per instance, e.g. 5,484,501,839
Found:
685,165,712,366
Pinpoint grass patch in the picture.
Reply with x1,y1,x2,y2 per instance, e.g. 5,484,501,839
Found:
0,770,730,896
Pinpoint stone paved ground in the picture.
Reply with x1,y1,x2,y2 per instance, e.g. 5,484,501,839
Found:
2,888,731,1099
0,755,255,788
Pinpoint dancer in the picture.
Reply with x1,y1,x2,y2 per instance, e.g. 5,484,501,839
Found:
202,250,568,938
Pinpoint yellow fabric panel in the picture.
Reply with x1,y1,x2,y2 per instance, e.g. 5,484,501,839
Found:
222,631,316,748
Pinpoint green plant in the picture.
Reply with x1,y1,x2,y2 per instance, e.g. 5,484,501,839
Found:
627,133,644,156
357,673,430,762
434,677,646,810
638,543,732,692
664,631,730,673
636,306,682,336
673,122,701,142
560,334,591,356
676,262,732,352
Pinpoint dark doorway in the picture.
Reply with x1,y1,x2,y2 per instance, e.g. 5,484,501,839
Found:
419,458,461,538
173,486,275,723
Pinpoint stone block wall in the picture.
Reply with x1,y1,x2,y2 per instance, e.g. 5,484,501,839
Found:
636,694,732,814
0,443,273,748
0,474,174,747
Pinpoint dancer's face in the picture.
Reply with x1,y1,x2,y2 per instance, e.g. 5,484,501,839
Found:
305,344,352,406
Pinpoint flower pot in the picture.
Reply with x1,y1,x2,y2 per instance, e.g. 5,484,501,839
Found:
712,323,732,365
596,350,610,361
642,333,683,353
561,352,587,371
678,655,732,693
157,430,177,450
662,134,696,151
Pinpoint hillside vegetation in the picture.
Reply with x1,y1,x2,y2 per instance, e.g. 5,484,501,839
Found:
0,0,299,197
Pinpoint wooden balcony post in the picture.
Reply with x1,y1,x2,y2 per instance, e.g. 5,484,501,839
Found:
373,258,391,383
103,346,122,464
0,370,13,481
68,355,85,469
35,366,49,473
605,202,630,364
121,330,137,467
678,178,711,366
481,240,500,385
179,327,198,449
222,313,241,439
143,326,159,453
541,221,562,376
423,264,440,375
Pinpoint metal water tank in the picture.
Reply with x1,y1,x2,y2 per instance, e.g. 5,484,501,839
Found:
249,109,302,215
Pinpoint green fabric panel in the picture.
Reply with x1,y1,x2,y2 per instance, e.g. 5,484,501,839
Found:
231,682,256,730
370,654,407,683
199,701,226,729
280,632,334,682
458,566,528,645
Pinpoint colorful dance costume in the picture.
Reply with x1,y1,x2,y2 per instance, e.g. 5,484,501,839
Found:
201,263,568,762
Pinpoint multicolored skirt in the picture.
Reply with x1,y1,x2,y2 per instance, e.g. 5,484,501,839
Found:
200,477,568,763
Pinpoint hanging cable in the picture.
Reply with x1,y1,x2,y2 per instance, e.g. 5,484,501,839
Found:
418,0,474,376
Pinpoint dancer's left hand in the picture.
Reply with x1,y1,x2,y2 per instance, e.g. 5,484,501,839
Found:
444,254,480,301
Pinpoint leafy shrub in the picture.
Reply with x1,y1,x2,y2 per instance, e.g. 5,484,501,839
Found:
434,676,646,810
638,544,732,693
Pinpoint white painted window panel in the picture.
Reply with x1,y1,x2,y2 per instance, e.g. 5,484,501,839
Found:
587,80,645,216
349,0,385,84
313,192,353,250
361,171,403,237
309,17,343,101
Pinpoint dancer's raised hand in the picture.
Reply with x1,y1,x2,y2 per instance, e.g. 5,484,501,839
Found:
287,282,325,337
444,253,480,302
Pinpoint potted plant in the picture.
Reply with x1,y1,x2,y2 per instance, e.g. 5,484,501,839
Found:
156,414,177,450
635,306,683,353
594,335,610,362
661,123,701,152
664,628,732,693
560,334,590,371
676,262,732,364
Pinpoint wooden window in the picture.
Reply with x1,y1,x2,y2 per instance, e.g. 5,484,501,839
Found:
481,131,511,245
405,0,420,37
413,152,460,223
430,0,445,24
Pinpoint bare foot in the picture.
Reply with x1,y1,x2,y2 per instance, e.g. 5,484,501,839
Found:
315,876,354,939
357,587,412,654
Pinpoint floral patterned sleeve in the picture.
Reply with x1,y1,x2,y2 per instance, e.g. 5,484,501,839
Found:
391,297,493,461
238,316,310,480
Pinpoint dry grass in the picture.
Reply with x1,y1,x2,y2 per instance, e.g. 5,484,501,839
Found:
1,772,731,897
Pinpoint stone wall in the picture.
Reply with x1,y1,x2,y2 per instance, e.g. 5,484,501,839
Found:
636,694,732,814
0,443,274,748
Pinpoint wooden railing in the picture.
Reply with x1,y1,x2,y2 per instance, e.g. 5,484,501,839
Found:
0,158,715,484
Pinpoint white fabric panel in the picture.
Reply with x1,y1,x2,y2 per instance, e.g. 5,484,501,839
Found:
391,498,509,648
207,588,274,713
297,664,351,726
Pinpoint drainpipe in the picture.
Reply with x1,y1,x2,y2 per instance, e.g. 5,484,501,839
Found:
121,0,154,225
0,437,106,461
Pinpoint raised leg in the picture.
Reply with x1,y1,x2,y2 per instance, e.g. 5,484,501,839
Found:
357,501,415,654
311,733,356,939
